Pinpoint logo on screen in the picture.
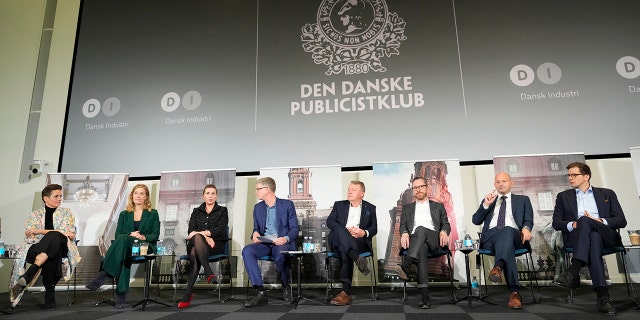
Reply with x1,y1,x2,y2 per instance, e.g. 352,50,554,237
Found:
82,97,121,118
616,56,640,79
301,0,406,75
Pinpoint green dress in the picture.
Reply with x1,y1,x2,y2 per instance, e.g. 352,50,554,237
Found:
102,209,160,294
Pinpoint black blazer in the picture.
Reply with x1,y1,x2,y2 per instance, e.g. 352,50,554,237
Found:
399,200,450,236
552,187,627,243
326,200,377,250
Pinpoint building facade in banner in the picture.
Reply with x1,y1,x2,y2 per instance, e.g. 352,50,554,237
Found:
47,173,130,284
373,160,465,284
492,153,585,281
157,169,236,285
259,166,341,286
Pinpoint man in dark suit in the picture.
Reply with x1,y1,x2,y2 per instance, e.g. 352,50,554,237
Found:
552,162,627,316
242,177,299,307
326,180,377,306
472,172,533,309
393,177,450,309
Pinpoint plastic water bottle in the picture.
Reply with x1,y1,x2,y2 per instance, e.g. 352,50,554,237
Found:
157,239,165,256
463,232,473,249
309,237,315,252
0,242,5,257
302,237,309,253
471,276,479,296
132,239,140,256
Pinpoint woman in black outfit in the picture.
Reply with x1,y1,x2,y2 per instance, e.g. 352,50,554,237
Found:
178,184,229,308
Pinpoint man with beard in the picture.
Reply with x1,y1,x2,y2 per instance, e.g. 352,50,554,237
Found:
393,177,450,309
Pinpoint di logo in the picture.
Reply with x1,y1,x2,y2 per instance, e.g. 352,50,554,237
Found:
82,97,121,118
510,63,562,87
616,56,640,79
160,90,202,112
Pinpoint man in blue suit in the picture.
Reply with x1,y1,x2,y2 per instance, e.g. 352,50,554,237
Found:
552,162,627,316
472,172,533,309
326,180,377,306
242,177,299,307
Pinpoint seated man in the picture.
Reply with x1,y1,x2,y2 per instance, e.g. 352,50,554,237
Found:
472,172,533,309
552,162,627,316
242,177,299,307
393,177,450,309
326,180,377,306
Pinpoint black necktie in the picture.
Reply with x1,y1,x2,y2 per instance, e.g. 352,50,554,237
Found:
497,196,507,229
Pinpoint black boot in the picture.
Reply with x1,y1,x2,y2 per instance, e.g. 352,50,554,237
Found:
19,263,41,287
43,290,56,310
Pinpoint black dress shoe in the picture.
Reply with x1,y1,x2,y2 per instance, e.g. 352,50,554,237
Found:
283,285,292,302
418,294,431,309
597,297,616,316
245,290,268,307
553,271,579,289
356,256,370,275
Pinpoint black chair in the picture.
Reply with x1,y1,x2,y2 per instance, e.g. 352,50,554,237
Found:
173,237,232,303
398,246,456,302
325,250,377,302
563,230,636,304
477,235,541,304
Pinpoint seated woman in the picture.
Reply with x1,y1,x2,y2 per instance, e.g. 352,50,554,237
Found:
178,184,229,308
85,183,160,309
10,184,81,310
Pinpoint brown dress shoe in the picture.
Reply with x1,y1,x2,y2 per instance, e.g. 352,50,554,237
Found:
330,291,352,306
508,292,522,309
489,266,503,283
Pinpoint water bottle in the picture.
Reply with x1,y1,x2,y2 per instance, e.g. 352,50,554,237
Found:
157,239,165,256
0,242,5,257
309,237,315,252
463,232,473,249
471,276,479,296
302,237,309,253
132,239,140,256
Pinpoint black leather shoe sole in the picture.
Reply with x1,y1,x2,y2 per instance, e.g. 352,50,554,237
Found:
356,257,370,275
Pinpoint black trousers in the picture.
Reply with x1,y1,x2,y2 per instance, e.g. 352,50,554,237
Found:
566,216,620,287
25,231,69,289
328,227,369,286
406,226,440,287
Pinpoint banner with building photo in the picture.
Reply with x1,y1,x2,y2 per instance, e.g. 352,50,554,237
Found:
372,160,465,284
46,173,130,283
630,147,640,198
157,169,236,285
492,153,585,281
258,166,341,286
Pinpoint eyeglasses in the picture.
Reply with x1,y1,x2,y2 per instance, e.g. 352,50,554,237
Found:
566,173,583,178
255,186,267,191
412,185,427,191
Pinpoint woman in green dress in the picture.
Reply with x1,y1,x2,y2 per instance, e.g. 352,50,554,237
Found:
85,183,160,308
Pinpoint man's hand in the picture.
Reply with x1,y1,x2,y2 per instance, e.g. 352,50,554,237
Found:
521,228,532,244
252,231,261,244
273,237,287,246
483,189,498,207
439,231,449,247
400,233,410,249
347,226,364,238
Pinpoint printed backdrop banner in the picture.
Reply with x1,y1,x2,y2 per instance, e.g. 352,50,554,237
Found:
47,173,130,249
157,169,236,284
258,166,341,285
492,153,585,281
630,147,640,198
372,160,465,284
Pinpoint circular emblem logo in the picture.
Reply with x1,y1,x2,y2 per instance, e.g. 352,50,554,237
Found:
318,0,387,47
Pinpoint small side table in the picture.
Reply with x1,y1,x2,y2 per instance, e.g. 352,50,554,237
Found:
451,248,496,308
283,251,326,309
131,255,173,310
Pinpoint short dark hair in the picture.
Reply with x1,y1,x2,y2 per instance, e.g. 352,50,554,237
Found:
41,184,62,202
203,184,217,194
412,177,428,185
567,162,591,180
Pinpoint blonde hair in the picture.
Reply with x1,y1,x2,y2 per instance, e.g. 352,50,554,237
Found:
256,177,276,192
125,184,153,212
350,180,365,192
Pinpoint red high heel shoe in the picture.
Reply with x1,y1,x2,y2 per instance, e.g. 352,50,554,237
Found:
177,294,193,309
207,274,217,284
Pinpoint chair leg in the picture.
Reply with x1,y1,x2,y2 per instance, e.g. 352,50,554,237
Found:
619,250,637,302
368,255,377,301
447,252,456,301
564,251,573,304
479,253,489,298
525,252,541,303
